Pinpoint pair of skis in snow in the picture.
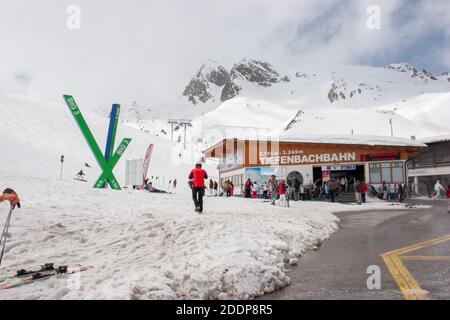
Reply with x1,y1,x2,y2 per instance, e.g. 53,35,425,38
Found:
0,263,91,291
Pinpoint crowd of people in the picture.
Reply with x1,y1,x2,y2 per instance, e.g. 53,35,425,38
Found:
187,163,450,213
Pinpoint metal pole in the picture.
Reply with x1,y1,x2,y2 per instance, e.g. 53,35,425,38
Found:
0,206,14,267
171,122,174,142
390,118,394,137
184,123,187,150
60,155,64,179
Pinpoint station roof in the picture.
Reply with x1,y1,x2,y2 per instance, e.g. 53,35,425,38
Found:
204,134,426,154
420,134,450,144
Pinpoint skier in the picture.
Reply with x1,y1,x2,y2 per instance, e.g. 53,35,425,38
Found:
188,163,208,213
173,179,177,190
229,182,234,197
277,180,288,207
434,180,445,200
75,170,86,180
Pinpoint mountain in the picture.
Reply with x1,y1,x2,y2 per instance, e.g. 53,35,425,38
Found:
182,60,230,105
181,60,450,112
385,63,438,81
182,59,290,105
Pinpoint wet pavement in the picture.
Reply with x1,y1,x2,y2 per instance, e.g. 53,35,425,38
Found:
260,199,450,300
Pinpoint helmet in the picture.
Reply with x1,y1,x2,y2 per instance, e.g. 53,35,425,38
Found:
195,162,202,168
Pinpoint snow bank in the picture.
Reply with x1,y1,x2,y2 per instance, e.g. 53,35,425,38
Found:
0,176,409,300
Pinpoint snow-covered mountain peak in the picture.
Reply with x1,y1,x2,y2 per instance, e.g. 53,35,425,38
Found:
182,58,290,105
182,60,230,105
386,63,438,81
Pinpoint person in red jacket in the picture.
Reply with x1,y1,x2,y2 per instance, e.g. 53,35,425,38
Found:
188,163,208,213
278,180,288,207
361,182,368,203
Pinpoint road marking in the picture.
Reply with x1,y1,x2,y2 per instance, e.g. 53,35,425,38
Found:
401,256,450,261
381,234,450,300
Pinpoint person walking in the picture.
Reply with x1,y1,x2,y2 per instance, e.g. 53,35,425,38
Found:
209,179,214,197
213,181,218,197
340,177,347,193
434,180,445,200
355,180,362,205
277,180,288,207
251,182,258,199
398,184,405,203
324,182,329,200
447,184,450,214
329,180,337,203
294,178,301,201
222,180,228,197
230,182,234,197
382,181,388,200
188,163,208,213
361,181,368,203
262,182,269,199
244,178,253,199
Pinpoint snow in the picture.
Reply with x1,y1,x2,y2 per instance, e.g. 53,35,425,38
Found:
420,134,450,144
276,134,426,147
0,59,448,300
0,93,213,190
0,176,411,300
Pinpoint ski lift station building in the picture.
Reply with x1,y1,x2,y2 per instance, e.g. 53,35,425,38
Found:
203,135,426,193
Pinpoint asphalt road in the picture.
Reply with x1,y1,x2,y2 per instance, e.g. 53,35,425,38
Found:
260,199,450,300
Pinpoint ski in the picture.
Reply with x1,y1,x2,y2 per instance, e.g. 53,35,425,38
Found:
0,264,91,290
0,263,55,283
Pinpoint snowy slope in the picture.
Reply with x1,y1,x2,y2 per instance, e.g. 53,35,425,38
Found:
0,93,209,192
0,176,413,300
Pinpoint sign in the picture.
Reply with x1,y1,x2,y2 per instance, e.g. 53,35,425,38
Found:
260,152,356,166
361,153,400,162
408,166,450,177
321,164,357,171
322,171,331,182
126,159,144,186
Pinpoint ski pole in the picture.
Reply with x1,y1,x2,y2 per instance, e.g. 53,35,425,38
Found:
0,206,14,267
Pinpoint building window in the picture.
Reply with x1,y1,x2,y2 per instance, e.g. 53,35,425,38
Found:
370,165,382,184
369,162,404,184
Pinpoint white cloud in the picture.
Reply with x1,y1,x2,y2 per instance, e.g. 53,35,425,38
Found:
0,0,448,108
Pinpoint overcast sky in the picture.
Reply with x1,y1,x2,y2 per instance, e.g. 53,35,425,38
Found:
0,0,449,108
